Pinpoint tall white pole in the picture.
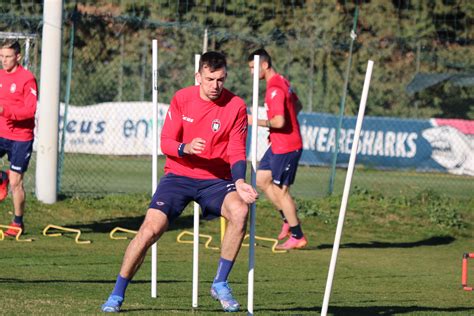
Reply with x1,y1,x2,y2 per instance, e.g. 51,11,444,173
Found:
248,55,260,316
36,0,63,203
151,39,159,298
321,60,374,316
202,28,208,53
192,54,201,308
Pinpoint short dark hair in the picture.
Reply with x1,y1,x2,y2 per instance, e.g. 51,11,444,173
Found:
248,48,272,68
1,39,21,55
199,51,227,72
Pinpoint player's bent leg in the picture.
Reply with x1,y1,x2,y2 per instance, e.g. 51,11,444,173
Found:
220,192,248,260
211,192,248,312
0,170,9,201
101,209,168,313
120,208,168,278
9,170,25,210
255,169,272,192
5,171,25,237
273,185,299,226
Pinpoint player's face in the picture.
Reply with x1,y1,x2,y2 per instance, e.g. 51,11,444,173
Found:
196,66,227,101
1,48,20,73
1,48,20,72
248,60,265,80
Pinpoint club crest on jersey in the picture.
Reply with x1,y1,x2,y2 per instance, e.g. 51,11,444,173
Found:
10,83,16,93
211,119,221,132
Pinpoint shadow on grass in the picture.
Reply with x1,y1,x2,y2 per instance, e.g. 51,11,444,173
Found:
259,305,474,315
314,236,455,250
65,214,199,233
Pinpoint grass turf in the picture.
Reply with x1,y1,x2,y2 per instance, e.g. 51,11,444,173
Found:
0,191,473,315
23,153,474,199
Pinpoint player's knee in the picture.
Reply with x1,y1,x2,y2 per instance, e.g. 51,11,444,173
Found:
138,218,165,244
256,177,269,191
227,204,248,228
136,224,159,246
9,177,23,192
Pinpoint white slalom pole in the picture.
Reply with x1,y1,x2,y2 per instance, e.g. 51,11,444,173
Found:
321,60,374,316
192,54,201,308
151,39,159,298
248,55,260,316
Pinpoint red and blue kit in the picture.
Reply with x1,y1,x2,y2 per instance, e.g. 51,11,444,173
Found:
0,65,38,141
161,85,248,180
265,74,302,154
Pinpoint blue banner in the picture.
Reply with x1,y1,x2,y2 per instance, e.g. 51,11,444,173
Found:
251,112,473,176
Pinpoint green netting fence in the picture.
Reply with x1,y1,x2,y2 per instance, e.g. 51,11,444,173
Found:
0,1,472,199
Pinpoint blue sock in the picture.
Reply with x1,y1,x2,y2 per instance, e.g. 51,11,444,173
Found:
214,257,234,283
13,215,23,224
111,274,130,298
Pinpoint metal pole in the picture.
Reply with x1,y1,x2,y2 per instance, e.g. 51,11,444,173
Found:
248,55,260,316
151,39,159,298
321,60,374,316
202,28,208,53
192,54,201,308
328,6,359,195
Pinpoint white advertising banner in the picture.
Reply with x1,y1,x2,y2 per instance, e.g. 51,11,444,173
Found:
55,102,169,155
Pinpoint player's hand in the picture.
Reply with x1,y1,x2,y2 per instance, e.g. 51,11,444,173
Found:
235,179,258,204
185,138,206,155
247,114,253,125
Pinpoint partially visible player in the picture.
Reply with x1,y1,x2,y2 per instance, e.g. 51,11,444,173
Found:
101,51,258,313
0,39,38,237
247,48,307,250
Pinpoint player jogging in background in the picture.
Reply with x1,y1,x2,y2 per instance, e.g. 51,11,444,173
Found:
102,51,258,313
247,48,307,250
0,39,38,238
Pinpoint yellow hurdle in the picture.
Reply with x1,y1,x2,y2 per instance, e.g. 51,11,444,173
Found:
180,217,285,253
242,234,287,254
176,231,219,250
109,227,138,240
0,224,33,242
42,224,91,244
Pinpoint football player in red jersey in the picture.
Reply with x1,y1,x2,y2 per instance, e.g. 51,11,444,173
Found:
248,48,307,250
102,52,257,313
0,40,38,238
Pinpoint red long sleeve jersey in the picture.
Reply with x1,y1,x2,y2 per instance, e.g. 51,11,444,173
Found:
0,65,38,141
161,85,248,180
265,73,302,154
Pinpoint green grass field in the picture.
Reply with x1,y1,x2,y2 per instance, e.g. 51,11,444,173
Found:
0,190,472,315
23,153,474,199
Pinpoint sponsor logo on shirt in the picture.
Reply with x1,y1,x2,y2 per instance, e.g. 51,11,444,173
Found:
10,83,16,93
211,119,221,132
182,115,194,122
30,87,37,96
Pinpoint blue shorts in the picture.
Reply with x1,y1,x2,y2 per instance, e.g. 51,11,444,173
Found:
0,138,34,174
149,173,236,221
258,148,302,187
